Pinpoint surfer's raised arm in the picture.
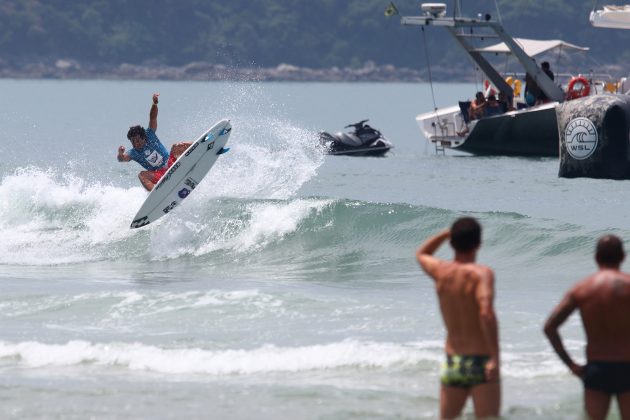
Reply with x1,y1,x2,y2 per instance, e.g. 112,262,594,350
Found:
149,93,159,132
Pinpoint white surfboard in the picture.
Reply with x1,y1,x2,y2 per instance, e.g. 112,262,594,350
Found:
130,119,232,229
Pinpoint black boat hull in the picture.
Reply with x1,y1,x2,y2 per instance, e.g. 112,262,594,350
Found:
456,105,559,157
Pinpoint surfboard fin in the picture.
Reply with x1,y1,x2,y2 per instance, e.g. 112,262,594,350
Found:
217,147,230,155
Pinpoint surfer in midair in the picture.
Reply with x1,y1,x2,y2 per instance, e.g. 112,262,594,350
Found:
117,93,192,191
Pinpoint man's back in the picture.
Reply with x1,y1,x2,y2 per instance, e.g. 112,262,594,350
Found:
573,270,630,361
434,262,494,356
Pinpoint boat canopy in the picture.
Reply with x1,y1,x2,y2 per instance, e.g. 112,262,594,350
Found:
590,5,630,29
475,38,589,56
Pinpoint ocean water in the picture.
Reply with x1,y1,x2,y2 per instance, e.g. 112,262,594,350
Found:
0,79,628,419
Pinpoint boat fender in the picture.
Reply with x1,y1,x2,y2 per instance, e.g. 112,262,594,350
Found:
558,94,630,179
505,77,522,97
483,80,496,97
604,81,617,93
567,76,591,100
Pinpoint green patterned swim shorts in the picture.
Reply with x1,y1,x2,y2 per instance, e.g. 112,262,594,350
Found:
440,354,489,388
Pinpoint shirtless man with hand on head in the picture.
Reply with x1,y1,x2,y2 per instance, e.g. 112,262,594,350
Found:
544,235,630,420
416,217,500,419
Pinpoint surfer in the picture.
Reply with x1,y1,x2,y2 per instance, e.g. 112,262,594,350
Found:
117,93,192,191
416,217,501,419
544,234,630,420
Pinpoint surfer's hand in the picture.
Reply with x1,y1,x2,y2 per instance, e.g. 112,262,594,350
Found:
152,93,159,104
118,145,125,154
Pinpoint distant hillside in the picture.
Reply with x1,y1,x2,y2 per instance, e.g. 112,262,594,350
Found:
1,0,630,76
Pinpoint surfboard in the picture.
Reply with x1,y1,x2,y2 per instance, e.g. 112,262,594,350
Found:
130,119,232,229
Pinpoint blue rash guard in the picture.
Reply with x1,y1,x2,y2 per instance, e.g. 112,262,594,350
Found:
127,128,170,170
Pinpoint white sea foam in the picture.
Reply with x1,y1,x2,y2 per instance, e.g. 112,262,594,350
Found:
0,336,575,380
0,289,282,321
170,81,324,201
145,198,333,259
106,289,283,319
218,198,332,253
0,339,433,375
204,117,324,200
0,167,141,265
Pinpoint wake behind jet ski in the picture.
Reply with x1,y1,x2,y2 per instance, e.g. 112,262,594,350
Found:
319,120,392,156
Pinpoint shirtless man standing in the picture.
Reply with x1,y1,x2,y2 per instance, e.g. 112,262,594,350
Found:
416,217,500,419
544,235,630,420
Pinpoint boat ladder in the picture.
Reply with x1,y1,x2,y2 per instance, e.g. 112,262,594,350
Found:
431,118,454,155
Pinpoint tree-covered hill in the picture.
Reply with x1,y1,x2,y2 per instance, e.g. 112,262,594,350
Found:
1,0,629,74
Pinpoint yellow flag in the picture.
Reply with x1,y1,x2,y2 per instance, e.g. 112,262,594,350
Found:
384,2,399,17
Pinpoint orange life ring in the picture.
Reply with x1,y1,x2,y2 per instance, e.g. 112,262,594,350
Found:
567,76,590,100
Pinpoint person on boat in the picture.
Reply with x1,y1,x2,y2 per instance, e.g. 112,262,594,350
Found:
484,95,503,117
525,72,541,107
498,92,515,112
544,234,630,420
468,91,487,121
537,61,555,103
117,93,192,191
416,217,501,419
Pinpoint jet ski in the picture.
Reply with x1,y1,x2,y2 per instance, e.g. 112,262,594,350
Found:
319,120,392,156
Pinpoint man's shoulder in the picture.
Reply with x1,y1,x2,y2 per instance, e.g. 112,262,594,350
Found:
437,261,492,278
570,271,630,300
460,261,492,274
570,274,596,292
583,270,630,288
473,264,494,284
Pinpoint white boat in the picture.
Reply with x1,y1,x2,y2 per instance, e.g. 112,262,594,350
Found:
590,5,630,29
398,2,593,156
589,4,630,95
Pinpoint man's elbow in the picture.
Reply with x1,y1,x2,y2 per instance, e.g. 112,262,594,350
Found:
542,320,555,339
479,308,496,325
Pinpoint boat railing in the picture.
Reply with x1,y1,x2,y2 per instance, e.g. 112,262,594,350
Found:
484,71,623,101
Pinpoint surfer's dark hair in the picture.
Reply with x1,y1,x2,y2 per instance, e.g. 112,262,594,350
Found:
127,125,146,141
450,217,481,252
596,235,625,266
